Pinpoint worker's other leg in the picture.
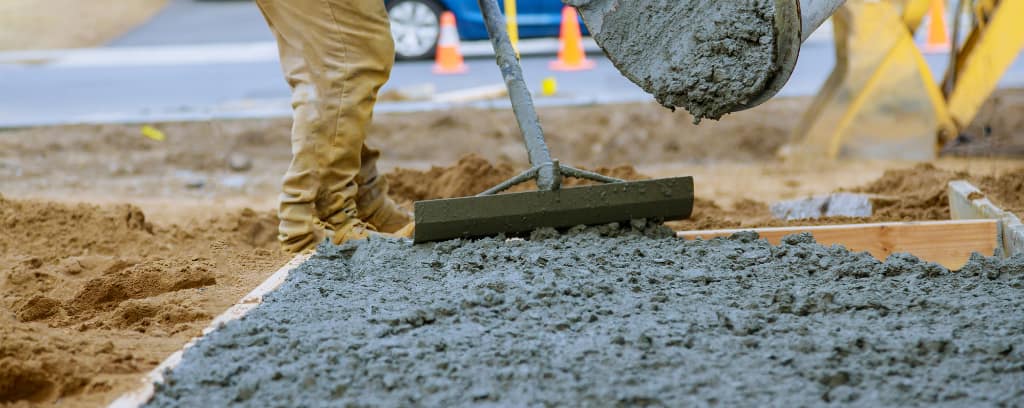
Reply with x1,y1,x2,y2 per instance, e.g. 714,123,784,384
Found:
356,143,413,233
313,0,397,241
256,0,325,253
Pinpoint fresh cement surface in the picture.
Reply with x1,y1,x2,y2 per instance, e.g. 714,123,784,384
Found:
146,224,1024,406
575,0,776,122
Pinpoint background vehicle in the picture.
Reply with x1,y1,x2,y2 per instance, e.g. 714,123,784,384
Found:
387,0,571,59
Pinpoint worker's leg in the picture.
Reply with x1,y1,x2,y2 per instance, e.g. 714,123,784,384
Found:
303,0,396,239
257,0,397,250
256,0,325,253
356,143,413,233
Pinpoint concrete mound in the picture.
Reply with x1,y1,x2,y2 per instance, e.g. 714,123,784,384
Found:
574,0,778,122
148,225,1023,407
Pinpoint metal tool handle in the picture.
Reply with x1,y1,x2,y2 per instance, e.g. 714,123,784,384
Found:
476,0,558,190
798,0,847,42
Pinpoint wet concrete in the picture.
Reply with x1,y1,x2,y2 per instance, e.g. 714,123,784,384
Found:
147,224,1023,406
574,0,777,122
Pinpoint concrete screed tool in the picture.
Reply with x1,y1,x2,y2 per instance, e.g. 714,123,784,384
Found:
413,0,848,242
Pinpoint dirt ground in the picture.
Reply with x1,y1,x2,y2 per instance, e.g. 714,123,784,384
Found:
0,0,167,51
3,90,1023,213
0,95,812,212
0,197,288,406
1,90,1023,407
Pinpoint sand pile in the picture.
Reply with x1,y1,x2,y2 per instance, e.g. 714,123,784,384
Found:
147,227,1023,406
974,171,1024,215
850,163,965,221
385,154,645,203
0,195,288,406
853,163,1024,220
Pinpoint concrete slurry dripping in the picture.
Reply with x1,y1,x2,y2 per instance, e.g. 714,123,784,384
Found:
571,0,777,122
147,223,1023,407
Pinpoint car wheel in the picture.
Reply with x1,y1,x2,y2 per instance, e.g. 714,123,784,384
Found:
387,0,443,60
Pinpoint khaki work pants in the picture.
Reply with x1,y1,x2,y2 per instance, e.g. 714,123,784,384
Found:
256,0,395,252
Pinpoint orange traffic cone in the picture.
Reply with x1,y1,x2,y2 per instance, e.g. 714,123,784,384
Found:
922,0,951,53
550,6,595,71
434,11,467,74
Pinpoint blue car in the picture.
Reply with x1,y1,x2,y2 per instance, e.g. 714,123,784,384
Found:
387,0,568,59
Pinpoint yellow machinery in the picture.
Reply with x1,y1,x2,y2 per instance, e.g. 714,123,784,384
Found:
790,0,1024,160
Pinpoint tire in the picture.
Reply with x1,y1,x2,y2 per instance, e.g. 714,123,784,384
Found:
387,0,444,60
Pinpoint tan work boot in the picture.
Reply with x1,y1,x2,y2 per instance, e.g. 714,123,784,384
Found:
355,145,413,233
280,222,328,254
360,194,413,233
330,217,413,244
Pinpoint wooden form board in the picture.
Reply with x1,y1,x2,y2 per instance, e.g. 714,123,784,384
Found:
676,219,999,269
948,180,1024,257
108,253,311,408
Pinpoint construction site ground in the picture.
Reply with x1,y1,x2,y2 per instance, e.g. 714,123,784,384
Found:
2,89,1023,406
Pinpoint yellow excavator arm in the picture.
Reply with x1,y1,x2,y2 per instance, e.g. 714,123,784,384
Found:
788,0,1024,160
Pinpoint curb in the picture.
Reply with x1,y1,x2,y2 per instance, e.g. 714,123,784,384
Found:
0,38,602,68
